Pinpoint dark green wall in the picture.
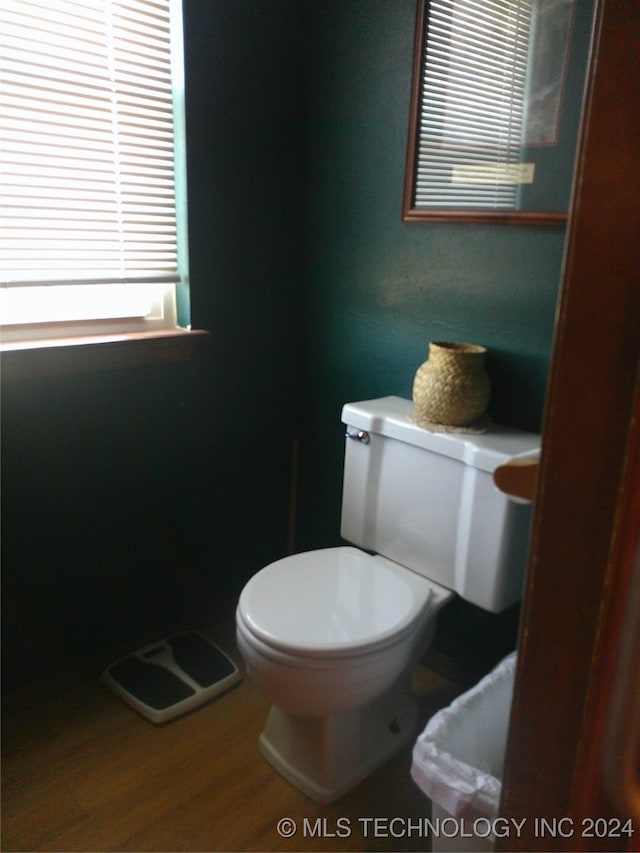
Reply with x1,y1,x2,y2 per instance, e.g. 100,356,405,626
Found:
295,0,582,549
2,0,590,693
1,0,308,693
179,0,307,579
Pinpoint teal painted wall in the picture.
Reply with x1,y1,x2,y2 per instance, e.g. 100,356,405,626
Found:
179,0,307,580
1,1,308,692
1,0,591,692
296,0,588,550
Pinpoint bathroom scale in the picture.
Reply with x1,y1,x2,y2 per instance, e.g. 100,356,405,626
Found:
102,631,242,724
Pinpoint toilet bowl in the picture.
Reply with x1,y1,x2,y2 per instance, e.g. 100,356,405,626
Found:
236,547,453,802
235,396,539,803
237,547,454,716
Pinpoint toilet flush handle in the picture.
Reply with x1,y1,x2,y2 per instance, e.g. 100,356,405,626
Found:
345,429,370,444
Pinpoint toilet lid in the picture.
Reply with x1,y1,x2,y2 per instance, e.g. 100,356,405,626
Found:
238,547,433,657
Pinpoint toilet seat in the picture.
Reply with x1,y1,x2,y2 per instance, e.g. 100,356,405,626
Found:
237,546,436,659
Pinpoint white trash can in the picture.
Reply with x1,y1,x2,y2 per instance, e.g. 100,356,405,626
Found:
411,652,516,852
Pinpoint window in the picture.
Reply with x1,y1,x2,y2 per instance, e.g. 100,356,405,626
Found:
0,0,190,347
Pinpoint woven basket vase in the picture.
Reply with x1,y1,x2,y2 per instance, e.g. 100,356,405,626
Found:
412,342,490,427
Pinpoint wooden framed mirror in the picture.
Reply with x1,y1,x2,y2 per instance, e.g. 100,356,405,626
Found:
403,0,594,225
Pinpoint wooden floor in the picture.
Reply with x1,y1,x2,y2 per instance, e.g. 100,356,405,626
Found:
2,615,462,853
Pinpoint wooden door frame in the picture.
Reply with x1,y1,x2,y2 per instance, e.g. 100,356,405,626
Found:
497,0,640,849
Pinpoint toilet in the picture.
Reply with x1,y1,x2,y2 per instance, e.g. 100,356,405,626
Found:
236,396,539,803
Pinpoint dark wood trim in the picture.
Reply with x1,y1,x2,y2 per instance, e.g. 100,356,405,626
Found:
573,390,640,829
0,328,210,381
401,0,428,221
403,208,568,227
497,0,640,847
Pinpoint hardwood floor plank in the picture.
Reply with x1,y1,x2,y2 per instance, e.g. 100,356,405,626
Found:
33,685,267,850
1,770,87,852
2,625,461,853
64,684,260,813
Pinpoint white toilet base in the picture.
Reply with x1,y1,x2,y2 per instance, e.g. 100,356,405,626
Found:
258,675,418,804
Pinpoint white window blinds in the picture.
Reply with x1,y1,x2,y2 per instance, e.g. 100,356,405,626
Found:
0,0,183,290
415,0,533,210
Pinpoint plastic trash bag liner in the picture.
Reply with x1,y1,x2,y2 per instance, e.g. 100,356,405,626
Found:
411,652,516,823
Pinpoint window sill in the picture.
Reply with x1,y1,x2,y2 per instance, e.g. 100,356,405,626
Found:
0,328,209,381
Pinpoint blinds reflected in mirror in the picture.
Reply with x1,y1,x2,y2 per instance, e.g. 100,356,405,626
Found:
415,0,533,210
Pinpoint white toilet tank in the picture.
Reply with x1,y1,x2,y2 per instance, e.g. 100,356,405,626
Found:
340,397,540,613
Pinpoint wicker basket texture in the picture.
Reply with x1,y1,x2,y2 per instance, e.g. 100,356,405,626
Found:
412,341,490,427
